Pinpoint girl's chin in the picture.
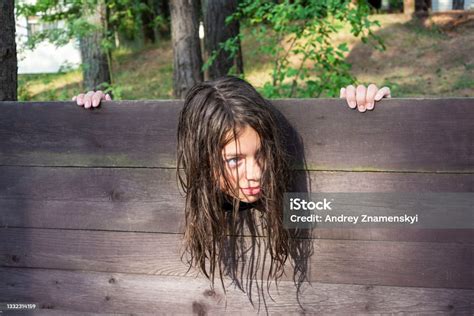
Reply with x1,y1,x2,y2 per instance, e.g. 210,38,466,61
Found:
221,190,261,203
239,195,261,203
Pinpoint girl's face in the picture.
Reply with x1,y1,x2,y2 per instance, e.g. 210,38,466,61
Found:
220,125,263,203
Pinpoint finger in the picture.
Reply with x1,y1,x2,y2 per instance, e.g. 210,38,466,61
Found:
366,84,378,110
340,87,346,99
374,87,391,101
84,91,95,109
356,85,367,112
105,94,112,101
72,96,77,101
345,85,356,109
76,93,85,106
92,90,104,108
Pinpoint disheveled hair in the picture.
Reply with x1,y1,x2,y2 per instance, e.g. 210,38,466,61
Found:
176,76,292,301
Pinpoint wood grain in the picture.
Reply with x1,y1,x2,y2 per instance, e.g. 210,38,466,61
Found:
1,267,473,315
0,228,472,289
1,166,472,242
1,98,473,314
0,99,472,171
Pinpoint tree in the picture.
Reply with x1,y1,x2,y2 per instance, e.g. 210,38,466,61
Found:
404,0,430,15
226,0,384,98
141,0,170,44
202,0,243,79
170,0,203,98
79,0,112,91
0,0,18,101
15,0,150,95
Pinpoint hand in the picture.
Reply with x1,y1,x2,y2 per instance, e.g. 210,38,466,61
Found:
72,90,112,109
340,84,391,113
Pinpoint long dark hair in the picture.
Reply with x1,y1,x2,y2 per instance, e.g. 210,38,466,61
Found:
176,76,292,299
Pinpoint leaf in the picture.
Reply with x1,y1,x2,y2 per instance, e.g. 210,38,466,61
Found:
337,43,349,52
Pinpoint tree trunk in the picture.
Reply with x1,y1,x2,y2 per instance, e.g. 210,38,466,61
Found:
202,0,243,79
79,0,111,91
170,0,203,98
0,0,18,101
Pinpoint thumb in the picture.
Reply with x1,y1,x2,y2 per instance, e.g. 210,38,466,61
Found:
340,87,346,99
375,87,391,101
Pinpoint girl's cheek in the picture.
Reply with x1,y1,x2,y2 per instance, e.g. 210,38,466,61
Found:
226,165,240,180
219,171,240,195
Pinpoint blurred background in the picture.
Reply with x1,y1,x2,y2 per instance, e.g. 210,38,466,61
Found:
5,0,474,101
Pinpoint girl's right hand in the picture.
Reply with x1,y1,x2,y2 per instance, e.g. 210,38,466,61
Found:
72,90,112,109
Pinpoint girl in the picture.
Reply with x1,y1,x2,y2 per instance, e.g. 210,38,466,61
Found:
73,77,391,306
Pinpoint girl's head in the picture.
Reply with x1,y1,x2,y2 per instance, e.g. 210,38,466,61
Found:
177,76,284,203
177,76,290,293
219,124,262,203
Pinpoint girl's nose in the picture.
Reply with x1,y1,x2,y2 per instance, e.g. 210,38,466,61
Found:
245,158,261,182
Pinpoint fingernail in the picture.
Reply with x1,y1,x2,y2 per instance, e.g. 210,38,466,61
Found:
350,101,356,108
92,100,98,107
366,102,374,110
359,106,366,112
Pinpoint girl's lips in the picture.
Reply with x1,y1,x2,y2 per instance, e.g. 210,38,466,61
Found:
242,187,261,195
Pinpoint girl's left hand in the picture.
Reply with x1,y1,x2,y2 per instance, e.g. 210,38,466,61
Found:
340,84,391,113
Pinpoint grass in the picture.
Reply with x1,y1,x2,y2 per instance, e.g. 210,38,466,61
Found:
18,13,474,101
345,14,474,97
18,70,82,101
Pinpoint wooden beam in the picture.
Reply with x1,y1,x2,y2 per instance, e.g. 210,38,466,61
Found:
1,228,472,289
0,99,472,172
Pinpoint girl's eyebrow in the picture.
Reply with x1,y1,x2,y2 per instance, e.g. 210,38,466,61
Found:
224,153,243,158
224,147,262,158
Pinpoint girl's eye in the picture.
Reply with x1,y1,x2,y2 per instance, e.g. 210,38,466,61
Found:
226,157,239,167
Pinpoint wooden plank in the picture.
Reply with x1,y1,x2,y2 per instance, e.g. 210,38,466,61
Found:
1,166,472,242
1,309,115,316
0,228,472,289
1,166,472,204
1,267,473,314
0,100,179,168
0,99,472,172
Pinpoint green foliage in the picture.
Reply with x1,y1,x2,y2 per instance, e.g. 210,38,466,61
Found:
15,0,160,50
99,81,124,99
388,0,403,12
381,79,400,96
17,80,32,101
16,0,94,49
453,74,474,90
17,71,81,101
15,0,167,94
213,0,385,98
107,0,145,41
202,34,242,72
